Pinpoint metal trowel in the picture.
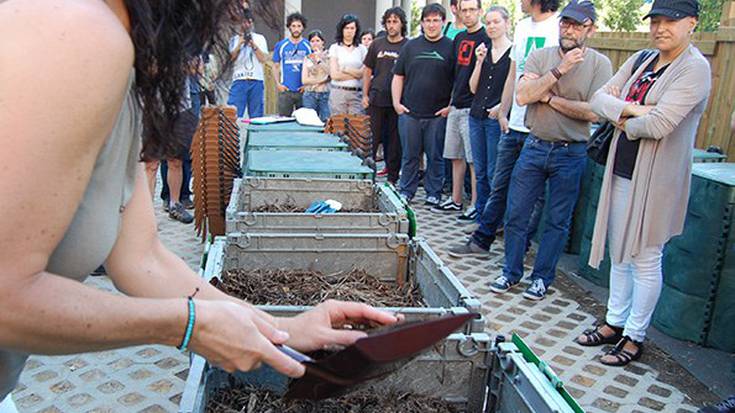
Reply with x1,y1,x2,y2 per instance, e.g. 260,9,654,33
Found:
278,312,478,400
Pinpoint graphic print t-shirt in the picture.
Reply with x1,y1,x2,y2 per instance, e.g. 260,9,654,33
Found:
229,32,269,82
364,36,408,107
393,35,455,118
451,27,491,109
272,38,312,91
508,15,559,133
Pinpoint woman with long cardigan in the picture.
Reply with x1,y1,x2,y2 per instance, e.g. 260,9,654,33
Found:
575,0,711,366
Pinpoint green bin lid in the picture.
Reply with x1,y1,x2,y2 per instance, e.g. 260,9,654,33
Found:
246,150,372,174
693,148,727,162
692,163,735,186
248,133,347,149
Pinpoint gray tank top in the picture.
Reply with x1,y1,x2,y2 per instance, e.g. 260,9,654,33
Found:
0,73,142,400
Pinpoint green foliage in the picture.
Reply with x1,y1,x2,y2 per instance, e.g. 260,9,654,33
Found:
601,0,645,32
411,0,422,37
698,0,726,32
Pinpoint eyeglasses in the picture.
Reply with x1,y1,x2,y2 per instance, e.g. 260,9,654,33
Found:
560,19,592,31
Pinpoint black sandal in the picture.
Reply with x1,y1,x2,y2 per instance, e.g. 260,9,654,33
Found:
575,324,623,347
600,336,643,367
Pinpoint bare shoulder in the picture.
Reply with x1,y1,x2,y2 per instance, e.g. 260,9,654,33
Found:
0,0,133,74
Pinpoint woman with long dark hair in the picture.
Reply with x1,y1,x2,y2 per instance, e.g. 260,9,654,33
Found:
576,0,710,367
0,1,398,409
329,14,368,115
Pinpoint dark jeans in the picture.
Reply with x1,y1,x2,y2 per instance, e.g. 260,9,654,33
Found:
302,91,330,121
503,136,587,287
398,114,446,200
472,129,544,249
369,105,402,183
469,115,501,216
277,90,303,116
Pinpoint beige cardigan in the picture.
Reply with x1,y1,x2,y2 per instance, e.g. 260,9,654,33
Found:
588,44,711,267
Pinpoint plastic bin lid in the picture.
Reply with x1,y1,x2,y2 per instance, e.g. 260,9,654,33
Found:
245,120,324,132
246,150,373,174
248,133,347,149
693,148,727,161
692,163,735,186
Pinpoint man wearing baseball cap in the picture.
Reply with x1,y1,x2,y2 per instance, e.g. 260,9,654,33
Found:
488,0,612,301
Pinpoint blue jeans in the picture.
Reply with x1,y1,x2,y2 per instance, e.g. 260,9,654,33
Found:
469,116,501,216
472,129,544,249
228,79,264,118
302,91,330,122
398,114,446,200
503,136,587,287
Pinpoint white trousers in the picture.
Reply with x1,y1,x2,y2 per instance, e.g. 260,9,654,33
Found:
0,395,18,413
605,175,664,342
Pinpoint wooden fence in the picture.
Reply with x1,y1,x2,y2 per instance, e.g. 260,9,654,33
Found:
587,1,735,158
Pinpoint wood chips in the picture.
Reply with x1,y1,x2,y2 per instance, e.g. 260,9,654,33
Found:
215,268,423,307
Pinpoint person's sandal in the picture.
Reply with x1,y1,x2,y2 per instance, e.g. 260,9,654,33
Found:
575,324,623,347
600,336,643,367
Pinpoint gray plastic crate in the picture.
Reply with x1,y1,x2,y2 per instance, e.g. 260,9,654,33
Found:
244,150,374,180
204,235,484,333
485,342,577,413
179,327,491,413
225,178,410,235
179,336,583,413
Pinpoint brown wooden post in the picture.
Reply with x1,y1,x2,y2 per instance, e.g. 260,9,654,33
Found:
721,1,735,27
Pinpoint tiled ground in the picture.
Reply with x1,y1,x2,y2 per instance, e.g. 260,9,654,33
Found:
410,188,704,413
12,184,713,412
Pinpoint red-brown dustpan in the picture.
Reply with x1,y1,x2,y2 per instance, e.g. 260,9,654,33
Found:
280,312,477,400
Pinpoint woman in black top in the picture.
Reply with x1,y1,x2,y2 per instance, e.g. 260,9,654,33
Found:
467,6,512,221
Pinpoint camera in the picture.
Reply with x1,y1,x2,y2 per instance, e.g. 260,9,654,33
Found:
242,30,252,45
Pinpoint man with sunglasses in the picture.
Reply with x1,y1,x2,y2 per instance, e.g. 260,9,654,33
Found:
495,0,612,300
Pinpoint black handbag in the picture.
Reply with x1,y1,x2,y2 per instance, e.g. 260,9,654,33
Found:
586,121,616,165
586,49,657,165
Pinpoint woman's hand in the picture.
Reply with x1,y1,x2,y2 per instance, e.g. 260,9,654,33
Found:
603,84,621,98
475,43,488,63
278,300,400,352
190,300,306,378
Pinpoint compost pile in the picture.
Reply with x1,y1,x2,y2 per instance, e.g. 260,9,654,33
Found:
216,268,423,307
252,202,377,213
205,384,461,413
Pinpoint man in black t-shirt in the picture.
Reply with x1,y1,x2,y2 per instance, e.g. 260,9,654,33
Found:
433,0,490,222
391,3,455,205
363,7,408,185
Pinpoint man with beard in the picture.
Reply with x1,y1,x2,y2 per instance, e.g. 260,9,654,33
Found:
273,13,312,116
496,0,612,300
362,7,408,184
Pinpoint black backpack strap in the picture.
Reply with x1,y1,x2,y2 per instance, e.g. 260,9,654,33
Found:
632,48,657,73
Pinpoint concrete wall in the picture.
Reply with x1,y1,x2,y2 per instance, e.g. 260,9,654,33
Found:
301,0,377,46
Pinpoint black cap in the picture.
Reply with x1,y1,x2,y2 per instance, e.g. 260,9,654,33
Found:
643,0,699,20
559,0,597,24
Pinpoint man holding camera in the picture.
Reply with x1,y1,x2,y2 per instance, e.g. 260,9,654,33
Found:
228,9,269,119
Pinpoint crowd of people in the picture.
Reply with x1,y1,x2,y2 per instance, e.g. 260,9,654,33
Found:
1,0,728,411
218,0,712,370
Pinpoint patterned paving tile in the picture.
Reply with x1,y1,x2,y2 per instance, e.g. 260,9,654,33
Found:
409,187,700,412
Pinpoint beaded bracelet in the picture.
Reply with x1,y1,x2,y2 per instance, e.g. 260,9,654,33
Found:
178,288,200,352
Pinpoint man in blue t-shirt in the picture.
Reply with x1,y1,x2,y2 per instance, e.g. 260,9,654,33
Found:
272,13,312,116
